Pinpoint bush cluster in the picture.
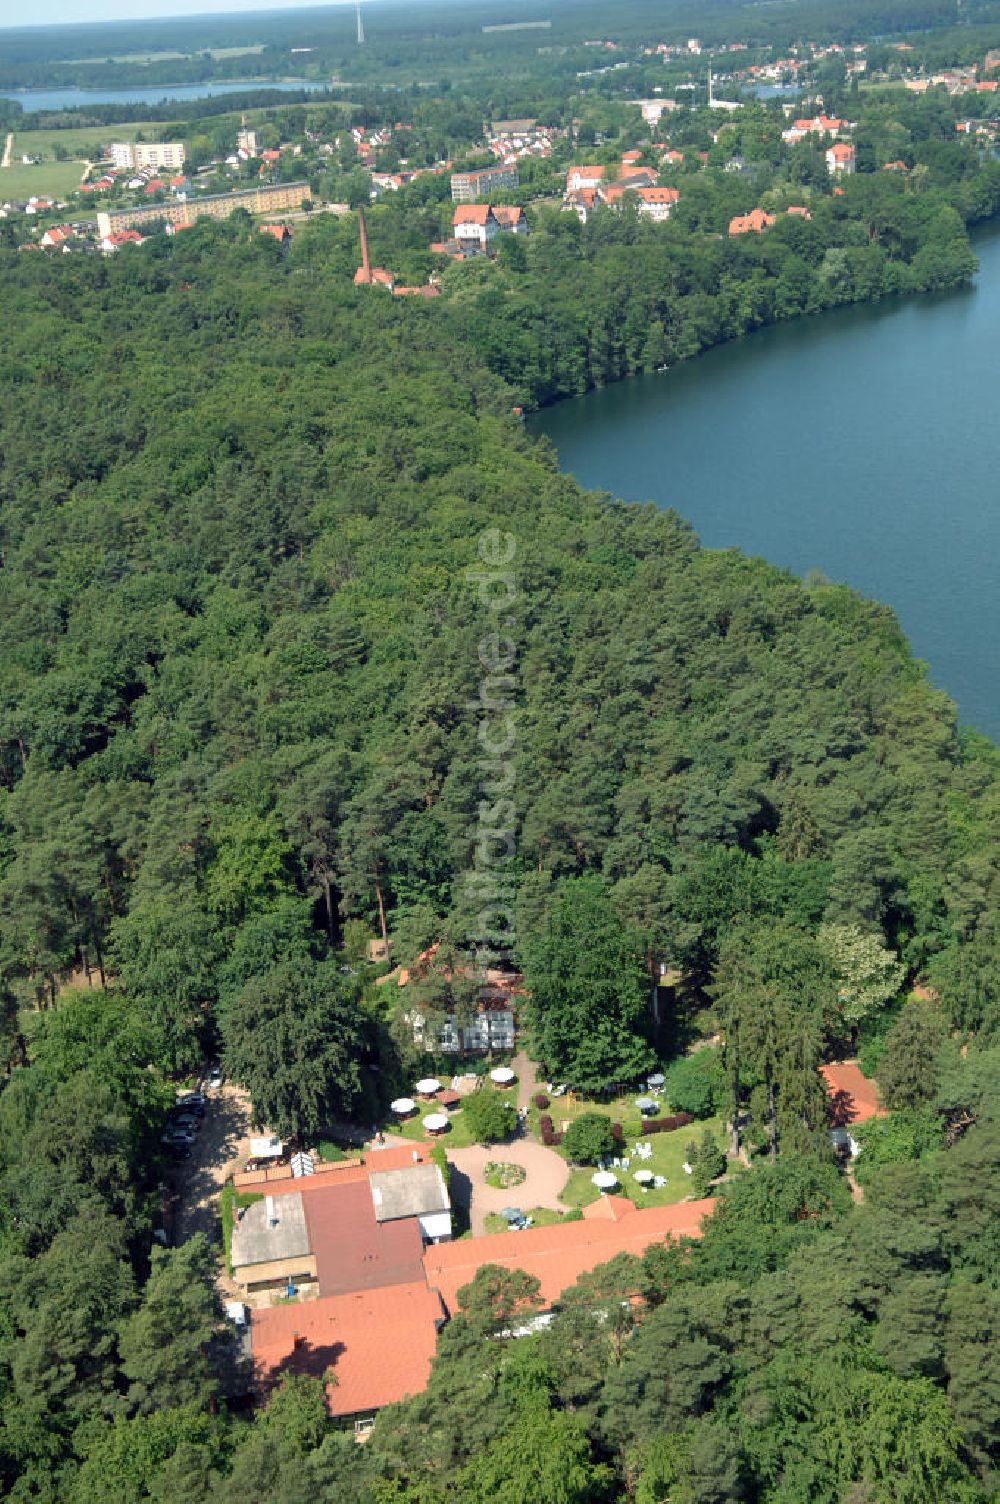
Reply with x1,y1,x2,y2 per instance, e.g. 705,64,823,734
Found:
644,1111,694,1135
533,1092,550,1109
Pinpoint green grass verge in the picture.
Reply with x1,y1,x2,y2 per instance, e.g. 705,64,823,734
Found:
219,1185,263,1275
560,1115,727,1210
483,1205,578,1235
1,161,87,199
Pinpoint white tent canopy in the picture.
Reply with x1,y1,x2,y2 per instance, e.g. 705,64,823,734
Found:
415,1078,441,1096
490,1067,516,1085
423,1113,450,1134
591,1170,618,1190
391,1097,416,1115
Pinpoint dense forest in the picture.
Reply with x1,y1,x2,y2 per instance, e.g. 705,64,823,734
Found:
4,0,1000,92
0,197,998,1498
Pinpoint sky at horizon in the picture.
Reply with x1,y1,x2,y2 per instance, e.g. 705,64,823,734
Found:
1,0,358,30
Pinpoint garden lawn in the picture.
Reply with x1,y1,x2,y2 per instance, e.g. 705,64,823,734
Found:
388,1085,519,1150
483,1205,569,1235
1,161,88,199
560,1115,728,1210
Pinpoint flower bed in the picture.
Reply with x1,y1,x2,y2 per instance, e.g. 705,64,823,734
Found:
483,1160,527,1190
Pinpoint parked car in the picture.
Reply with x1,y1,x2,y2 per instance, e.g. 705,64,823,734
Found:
205,1065,224,1091
161,1127,196,1148
170,1112,201,1133
175,1091,206,1114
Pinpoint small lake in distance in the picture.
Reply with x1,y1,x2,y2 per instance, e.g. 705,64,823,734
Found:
4,80,330,113
531,223,1000,739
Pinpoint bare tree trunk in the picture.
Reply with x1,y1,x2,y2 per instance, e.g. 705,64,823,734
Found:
374,873,389,953
767,1071,777,1162
92,929,107,988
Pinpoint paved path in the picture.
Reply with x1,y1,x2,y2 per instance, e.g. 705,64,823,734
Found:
514,1049,540,1112
1,134,12,171
448,1140,570,1235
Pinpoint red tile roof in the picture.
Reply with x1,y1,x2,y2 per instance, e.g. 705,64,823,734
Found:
454,204,493,224
729,207,775,234
637,186,680,203
423,1198,713,1312
820,1061,886,1127
252,1281,445,1417
581,1194,637,1222
303,1178,426,1296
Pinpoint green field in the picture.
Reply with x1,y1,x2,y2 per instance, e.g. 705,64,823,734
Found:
0,160,87,200
13,121,177,162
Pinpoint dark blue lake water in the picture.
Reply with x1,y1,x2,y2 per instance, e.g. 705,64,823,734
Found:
531,225,1000,738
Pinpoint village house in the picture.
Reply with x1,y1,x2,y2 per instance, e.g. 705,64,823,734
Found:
781,114,849,143
40,224,74,248
231,1148,452,1293
634,186,680,222
453,203,500,251
565,163,606,193
100,229,144,253
821,1060,886,1158
729,207,775,235
826,142,856,174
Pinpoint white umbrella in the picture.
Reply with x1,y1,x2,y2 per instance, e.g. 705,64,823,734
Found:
415,1077,441,1096
490,1066,516,1085
633,1168,655,1184
591,1170,618,1190
647,1073,665,1088
391,1097,416,1116
422,1113,450,1134
635,1097,658,1113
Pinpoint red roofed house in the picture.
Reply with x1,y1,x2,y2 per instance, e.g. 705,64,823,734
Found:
884,160,908,171
729,207,775,235
661,148,685,165
821,1060,886,1157
566,164,606,192
621,149,643,166
252,1281,447,1434
635,185,680,222
786,205,812,218
826,142,856,174
491,204,528,235
453,202,500,251
143,178,165,195
259,223,292,243
101,229,144,253
41,224,73,247
422,1196,714,1314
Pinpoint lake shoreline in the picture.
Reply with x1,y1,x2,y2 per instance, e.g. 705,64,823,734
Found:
531,219,1000,737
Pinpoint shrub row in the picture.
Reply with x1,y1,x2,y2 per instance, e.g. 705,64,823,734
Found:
539,1114,563,1146
644,1112,694,1135
611,1122,624,1142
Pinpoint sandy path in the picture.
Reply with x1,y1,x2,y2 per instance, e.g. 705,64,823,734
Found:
171,1083,253,1248
1,134,12,171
